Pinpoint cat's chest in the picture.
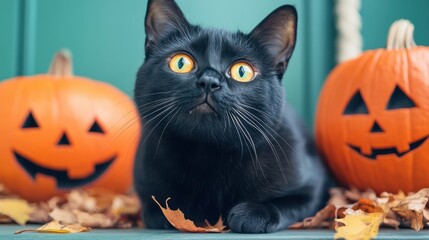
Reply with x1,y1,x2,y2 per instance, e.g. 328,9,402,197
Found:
149,137,257,190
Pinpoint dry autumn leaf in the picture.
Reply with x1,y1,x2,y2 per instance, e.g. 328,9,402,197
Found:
392,188,429,231
0,185,141,228
0,199,32,225
15,220,91,234
289,205,336,229
73,210,116,228
334,209,383,240
29,202,52,223
152,196,227,233
49,207,77,224
111,195,140,216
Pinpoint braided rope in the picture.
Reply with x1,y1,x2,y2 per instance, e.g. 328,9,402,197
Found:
335,0,362,63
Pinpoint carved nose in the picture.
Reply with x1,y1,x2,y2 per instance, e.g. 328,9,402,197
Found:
196,70,221,93
57,132,71,146
370,121,384,133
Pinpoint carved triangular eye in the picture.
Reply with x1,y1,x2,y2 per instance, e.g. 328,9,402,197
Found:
21,112,39,128
88,120,105,134
343,90,369,115
386,86,416,110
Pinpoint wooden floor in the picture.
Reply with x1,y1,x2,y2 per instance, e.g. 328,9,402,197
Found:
2,224,429,240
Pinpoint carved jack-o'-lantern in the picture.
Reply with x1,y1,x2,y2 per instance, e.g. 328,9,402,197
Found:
0,51,141,201
315,20,429,194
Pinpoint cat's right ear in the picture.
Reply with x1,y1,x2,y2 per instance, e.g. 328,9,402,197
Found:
145,0,190,51
250,5,297,79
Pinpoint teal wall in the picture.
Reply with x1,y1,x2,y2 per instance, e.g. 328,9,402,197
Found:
0,0,335,126
2,0,429,124
361,0,429,50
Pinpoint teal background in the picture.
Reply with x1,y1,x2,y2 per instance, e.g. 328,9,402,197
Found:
1,0,428,125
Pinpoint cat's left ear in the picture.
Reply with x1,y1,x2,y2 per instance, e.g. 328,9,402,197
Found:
145,0,190,51
250,5,297,78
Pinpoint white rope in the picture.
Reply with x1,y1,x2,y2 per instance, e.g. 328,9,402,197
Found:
335,0,362,63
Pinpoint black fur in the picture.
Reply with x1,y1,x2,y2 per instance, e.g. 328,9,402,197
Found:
134,0,328,233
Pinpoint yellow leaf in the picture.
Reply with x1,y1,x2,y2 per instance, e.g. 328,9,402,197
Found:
15,221,91,234
334,209,383,240
152,196,227,233
0,199,32,225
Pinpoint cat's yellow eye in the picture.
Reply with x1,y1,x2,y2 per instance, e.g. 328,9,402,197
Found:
169,53,194,73
230,62,255,82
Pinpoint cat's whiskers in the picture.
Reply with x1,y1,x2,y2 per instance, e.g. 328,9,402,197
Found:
229,111,267,181
140,103,180,150
154,107,182,157
104,99,175,149
141,100,179,121
103,116,141,155
227,112,244,161
238,106,293,159
239,103,297,154
101,97,175,137
134,90,179,99
137,95,178,110
232,107,288,184
239,103,281,125
106,97,176,139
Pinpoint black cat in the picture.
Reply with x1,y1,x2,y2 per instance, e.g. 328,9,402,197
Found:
134,0,328,233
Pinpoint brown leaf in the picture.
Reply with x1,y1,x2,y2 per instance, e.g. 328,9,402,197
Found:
0,214,13,223
152,196,227,233
289,205,336,229
383,217,400,229
49,207,77,224
73,210,116,228
345,188,377,202
328,188,348,206
15,221,91,234
392,188,429,231
423,209,429,222
352,198,383,214
47,196,67,209
111,195,140,216
29,202,52,223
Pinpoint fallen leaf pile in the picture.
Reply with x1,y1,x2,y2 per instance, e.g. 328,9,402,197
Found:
152,196,228,233
2,183,429,238
0,184,141,229
290,187,429,239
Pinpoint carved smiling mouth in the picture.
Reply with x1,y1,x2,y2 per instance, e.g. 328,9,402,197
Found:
348,136,428,160
13,150,115,189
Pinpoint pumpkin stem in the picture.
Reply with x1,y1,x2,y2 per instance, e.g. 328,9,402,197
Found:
48,49,73,77
386,19,417,50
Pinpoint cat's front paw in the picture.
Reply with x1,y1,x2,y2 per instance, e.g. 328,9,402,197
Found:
227,202,279,233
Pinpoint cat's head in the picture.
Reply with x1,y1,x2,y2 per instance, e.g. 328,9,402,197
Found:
135,0,297,146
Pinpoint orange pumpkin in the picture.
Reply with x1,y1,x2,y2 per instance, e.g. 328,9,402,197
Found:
0,50,141,201
315,20,429,194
